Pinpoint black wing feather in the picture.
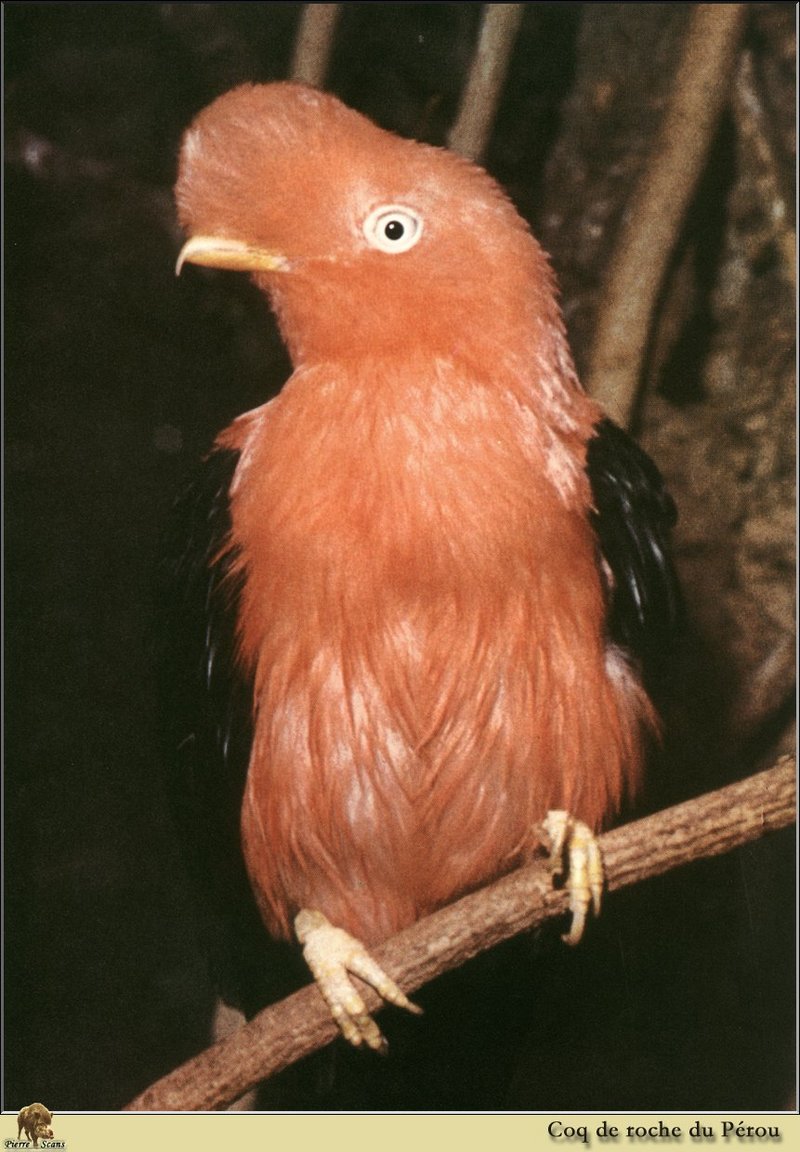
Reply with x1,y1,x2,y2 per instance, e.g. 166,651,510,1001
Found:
585,418,682,688
159,446,302,1016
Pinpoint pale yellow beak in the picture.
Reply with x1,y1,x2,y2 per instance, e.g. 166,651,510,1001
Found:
175,235,289,276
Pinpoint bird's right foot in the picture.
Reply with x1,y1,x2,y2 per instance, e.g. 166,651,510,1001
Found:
294,908,422,1053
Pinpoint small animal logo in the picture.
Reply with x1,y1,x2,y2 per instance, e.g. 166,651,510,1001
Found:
16,1103,54,1148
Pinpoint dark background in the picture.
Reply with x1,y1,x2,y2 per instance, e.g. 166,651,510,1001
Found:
4,2,795,1112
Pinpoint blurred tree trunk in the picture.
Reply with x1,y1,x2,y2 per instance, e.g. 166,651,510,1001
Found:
539,3,795,783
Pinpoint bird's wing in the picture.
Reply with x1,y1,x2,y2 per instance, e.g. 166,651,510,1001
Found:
585,417,682,688
160,445,302,1014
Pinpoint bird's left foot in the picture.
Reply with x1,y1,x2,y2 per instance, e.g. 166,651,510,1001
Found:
295,909,422,1053
541,810,604,945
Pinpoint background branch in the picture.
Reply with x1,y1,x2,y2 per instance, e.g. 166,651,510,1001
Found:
290,3,341,88
586,3,747,426
126,757,795,1112
447,3,524,161
733,48,796,289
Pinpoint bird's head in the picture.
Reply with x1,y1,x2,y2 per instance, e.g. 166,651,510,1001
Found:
175,82,562,370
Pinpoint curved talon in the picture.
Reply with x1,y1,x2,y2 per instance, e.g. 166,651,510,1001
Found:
541,810,604,946
295,909,422,1052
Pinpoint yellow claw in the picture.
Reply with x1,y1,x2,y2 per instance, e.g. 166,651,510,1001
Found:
541,810,604,946
295,909,422,1053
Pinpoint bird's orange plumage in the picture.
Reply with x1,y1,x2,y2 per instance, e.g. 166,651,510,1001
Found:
176,83,655,948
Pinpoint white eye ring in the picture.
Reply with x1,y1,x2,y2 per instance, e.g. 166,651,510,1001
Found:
362,205,423,254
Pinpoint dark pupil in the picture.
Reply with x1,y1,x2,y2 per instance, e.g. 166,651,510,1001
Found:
385,219,405,241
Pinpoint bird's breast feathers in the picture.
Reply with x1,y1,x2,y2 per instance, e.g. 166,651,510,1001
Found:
217,358,651,942
222,355,596,576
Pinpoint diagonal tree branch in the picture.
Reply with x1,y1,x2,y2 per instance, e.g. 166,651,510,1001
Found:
126,756,795,1112
447,3,525,161
586,3,748,427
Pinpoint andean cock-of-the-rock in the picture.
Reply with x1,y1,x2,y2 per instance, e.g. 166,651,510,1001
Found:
170,81,679,1051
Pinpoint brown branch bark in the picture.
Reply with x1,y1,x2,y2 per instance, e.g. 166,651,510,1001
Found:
586,3,748,426
290,3,341,89
126,757,795,1112
447,3,524,161
733,49,796,289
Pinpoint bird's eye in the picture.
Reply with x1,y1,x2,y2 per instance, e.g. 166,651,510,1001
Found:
362,205,423,254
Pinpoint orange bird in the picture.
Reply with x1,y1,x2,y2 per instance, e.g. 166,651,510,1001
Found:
171,82,679,1052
